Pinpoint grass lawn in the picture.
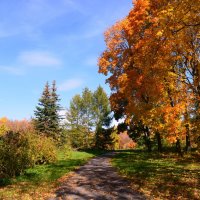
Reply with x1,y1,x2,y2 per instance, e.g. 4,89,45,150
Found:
112,150,200,200
0,150,103,200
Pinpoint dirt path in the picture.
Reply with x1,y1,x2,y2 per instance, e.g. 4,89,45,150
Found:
48,152,145,200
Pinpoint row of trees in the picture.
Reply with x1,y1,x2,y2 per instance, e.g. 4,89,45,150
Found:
1,79,134,179
31,81,120,150
98,0,200,154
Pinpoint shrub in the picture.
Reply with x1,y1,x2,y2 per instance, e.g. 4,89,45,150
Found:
58,142,73,158
32,134,57,165
0,131,57,178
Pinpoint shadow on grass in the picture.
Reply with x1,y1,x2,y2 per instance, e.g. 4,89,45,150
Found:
112,150,200,199
18,159,89,184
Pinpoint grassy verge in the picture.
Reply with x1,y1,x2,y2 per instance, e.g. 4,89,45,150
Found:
112,150,200,200
0,150,104,200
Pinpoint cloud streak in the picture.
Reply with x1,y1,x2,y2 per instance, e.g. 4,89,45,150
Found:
0,65,24,75
58,78,83,91
0,0,84,38
18,51,62,67
0,50,63,76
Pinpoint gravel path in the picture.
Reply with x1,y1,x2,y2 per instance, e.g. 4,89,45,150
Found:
48,152,145,200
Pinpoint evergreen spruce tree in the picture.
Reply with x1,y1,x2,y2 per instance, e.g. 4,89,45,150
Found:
34,82,51,134
49,80,62,136
34,81,61,140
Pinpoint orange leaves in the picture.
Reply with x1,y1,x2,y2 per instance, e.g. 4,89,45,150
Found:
0,117,33,135
98,55,110,75
98,0,200,144
118,73,128,93
118,131,136,149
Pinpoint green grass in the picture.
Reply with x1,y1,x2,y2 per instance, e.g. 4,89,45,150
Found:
0,150,104,200
112,150,200,200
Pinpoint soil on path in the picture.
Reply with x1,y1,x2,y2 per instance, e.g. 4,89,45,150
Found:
48,152,145,200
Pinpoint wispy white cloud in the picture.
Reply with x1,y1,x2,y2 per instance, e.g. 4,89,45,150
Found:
58,78,83,91
18,51,62,67
0,66,24,75
0,0,84,38
62,20,106,43
0,50,62,76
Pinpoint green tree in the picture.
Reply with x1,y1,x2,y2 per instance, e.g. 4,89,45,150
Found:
34,81,61,140
93,86,112,148
81,88,94,148
93,86,111,127
66,86,112,149
67,88,94,148
66,94,86,148
66,94,83,130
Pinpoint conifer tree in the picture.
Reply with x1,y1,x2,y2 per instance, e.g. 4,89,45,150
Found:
34,81,61,139
49,80,62,136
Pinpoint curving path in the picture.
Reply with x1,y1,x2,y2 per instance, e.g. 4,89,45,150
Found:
48,152,145,200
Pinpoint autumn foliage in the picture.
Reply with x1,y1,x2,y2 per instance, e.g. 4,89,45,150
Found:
0,118,57,178
0,117,33,136
99,0,200,152
118,132,136,149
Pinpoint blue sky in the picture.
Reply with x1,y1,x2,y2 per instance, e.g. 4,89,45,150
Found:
0,0,132,120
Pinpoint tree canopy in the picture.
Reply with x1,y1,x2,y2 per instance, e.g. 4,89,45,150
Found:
98,0,200,151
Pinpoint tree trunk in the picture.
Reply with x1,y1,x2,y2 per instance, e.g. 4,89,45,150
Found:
86,128,90,149
156,132,162,152
144,126,152,152
176,138,183,156
185,124,191,152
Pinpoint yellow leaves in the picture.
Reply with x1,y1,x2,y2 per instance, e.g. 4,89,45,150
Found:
118,73,128,93
0,124,9,136
118,73,128,83
156,30,163,37
0,117,8,124
160,6,174,18
0,117,9,136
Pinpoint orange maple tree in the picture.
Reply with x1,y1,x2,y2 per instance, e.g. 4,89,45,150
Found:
98,0,200,152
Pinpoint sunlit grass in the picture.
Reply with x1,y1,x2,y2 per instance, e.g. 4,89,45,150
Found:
0,150,104,200
112,150,200,200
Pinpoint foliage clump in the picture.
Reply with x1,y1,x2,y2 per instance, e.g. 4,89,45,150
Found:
0,130,57,178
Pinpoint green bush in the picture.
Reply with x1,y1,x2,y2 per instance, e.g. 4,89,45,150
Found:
58,142,73,158
32,134,57,165
0,131,57,178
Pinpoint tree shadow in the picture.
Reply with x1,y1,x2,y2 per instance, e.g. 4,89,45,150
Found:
53,153,145,200
113,151,200,199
